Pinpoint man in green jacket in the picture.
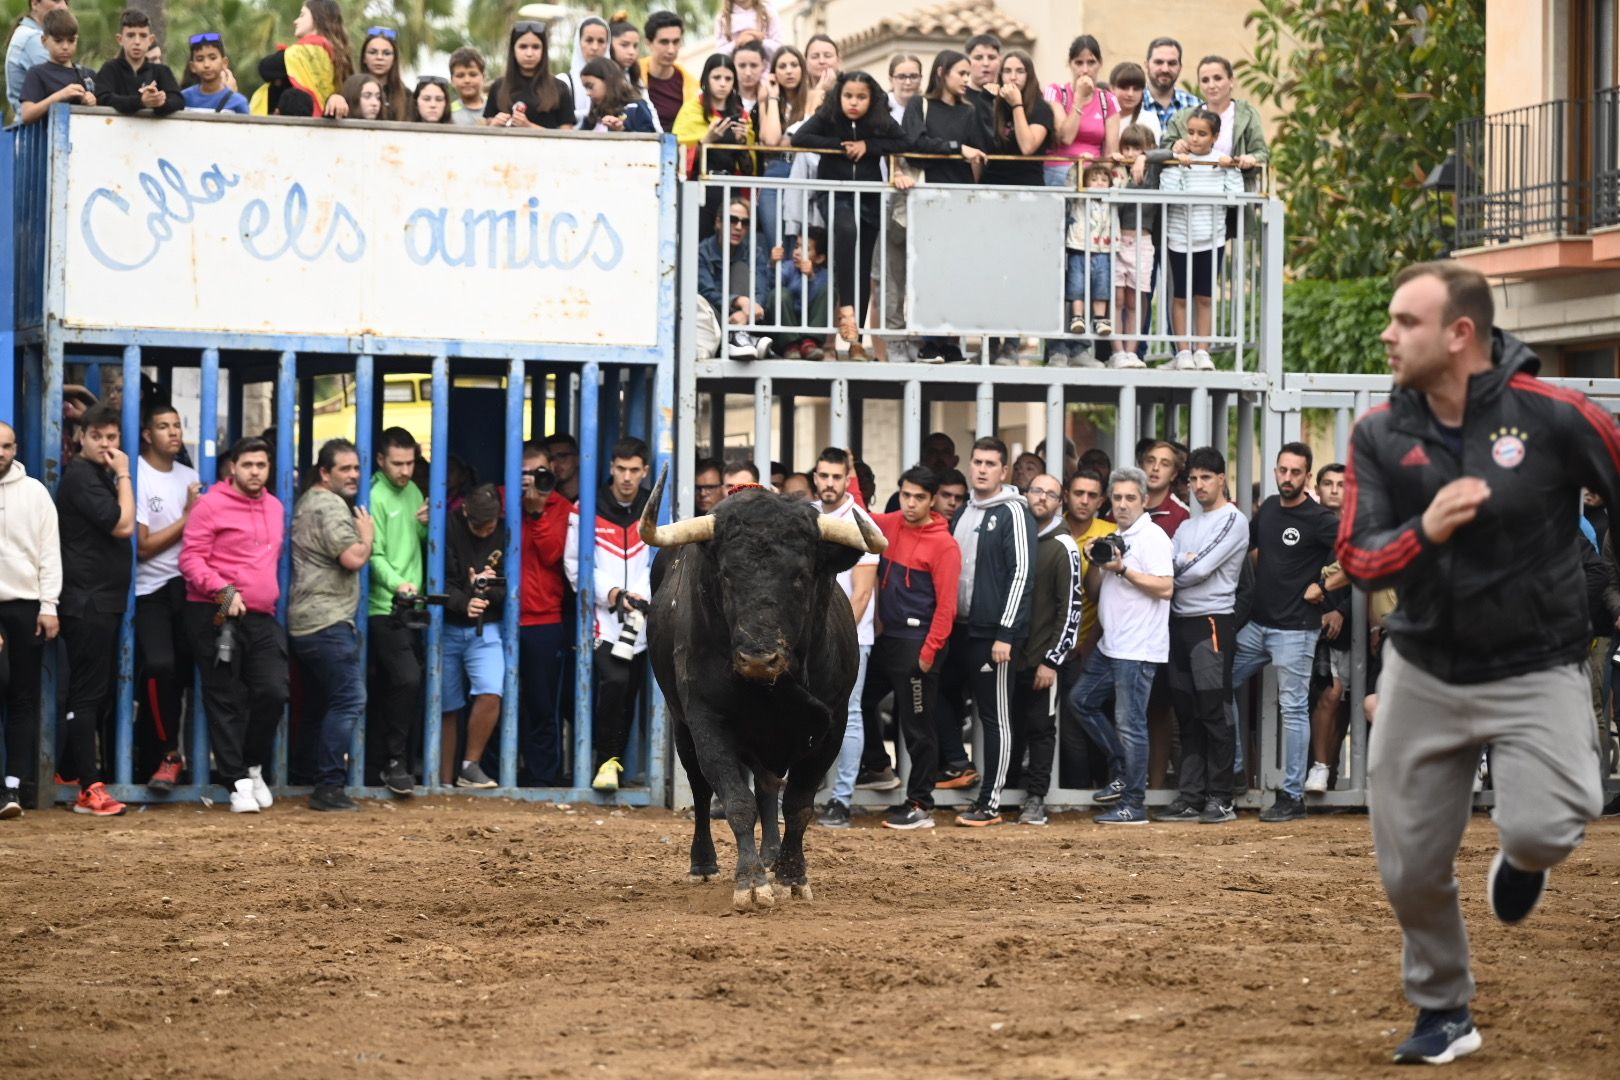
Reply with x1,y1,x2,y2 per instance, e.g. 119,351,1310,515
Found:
368,426,428,796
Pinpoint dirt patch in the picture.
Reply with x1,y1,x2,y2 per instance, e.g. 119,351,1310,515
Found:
2,800,1616,1078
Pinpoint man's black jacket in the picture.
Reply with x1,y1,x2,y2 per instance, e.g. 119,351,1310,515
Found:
1338,330,1620,684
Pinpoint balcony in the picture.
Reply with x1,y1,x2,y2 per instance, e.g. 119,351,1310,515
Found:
1452,92,1620,276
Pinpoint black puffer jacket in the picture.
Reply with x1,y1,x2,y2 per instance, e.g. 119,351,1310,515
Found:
1337,330,1620,683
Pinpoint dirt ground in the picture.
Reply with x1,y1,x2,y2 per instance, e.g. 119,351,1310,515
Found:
2,800,1616,1080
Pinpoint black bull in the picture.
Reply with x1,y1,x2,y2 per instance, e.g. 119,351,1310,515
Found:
640,469,887,912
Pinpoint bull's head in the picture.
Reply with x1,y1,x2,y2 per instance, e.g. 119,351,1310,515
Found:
641,465,887,683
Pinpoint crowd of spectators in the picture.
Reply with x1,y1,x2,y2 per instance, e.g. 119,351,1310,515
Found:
5,3,1268,370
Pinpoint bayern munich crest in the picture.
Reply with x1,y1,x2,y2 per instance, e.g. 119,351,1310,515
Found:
1489,427,1528,469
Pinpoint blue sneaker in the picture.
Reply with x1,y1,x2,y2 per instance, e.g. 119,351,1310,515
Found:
1092,778,1125,804
1392,1006,1482,1065
1487,850,1546,924
1094,805,1148,826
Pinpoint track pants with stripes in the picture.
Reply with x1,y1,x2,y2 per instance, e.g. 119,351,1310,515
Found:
939,632,1015,813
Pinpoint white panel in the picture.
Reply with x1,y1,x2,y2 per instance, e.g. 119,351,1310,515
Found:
60,116,663,346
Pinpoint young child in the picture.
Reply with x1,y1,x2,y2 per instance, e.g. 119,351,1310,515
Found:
181,32,249,114
578,57,656,132
714,0,781,56
411,75,453,124
1159,107,1244,371
448,46,486,126
765,226,830,360
1109,122,1171,367
18,7,96,125
1061,162,1117,367
93,9,182,116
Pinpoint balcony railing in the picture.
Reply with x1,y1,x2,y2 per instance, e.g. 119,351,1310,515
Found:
1455,98,1591,249
1597,87,1620,230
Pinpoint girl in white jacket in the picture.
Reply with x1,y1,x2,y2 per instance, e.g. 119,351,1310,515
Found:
1159,108,1243,370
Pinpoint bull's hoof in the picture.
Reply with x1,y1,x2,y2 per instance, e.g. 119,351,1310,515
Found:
688,867,719,883
790,883,814,901
731,884,776,912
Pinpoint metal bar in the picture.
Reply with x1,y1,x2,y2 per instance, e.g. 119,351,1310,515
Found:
192,350,220,781
114,344,141,786
778,393,795,471
0,123,12,425
1115,384,1138,465
1189,386,1211,450
1236,393,1256,516
829,379,850,449
902,380,923,470
753,377,773,469
350,354,374,789
1260,199,1285,386
1045,384,1064,474
975,382,994,438
424,354,449,790
273,352,297,784
1212,392,1230,466
500,358,524,790
574,362,600,792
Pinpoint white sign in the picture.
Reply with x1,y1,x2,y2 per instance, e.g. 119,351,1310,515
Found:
57,114,667,348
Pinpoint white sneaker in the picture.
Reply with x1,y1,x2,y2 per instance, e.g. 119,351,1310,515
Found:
728,331,760,360
1192,348,1215,371
1166,350,1197,370
230,778,260,814
247,764,273,809
1107,350,1138,367
1068,317,1088,335
1074,348,1106,369
1304,761,1331,794
1093,318,1113,337
1106,351,1146,369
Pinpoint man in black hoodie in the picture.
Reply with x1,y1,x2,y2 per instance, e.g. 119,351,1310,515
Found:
935,436,1036,827
440,484,508,789
1340,261,1620,1066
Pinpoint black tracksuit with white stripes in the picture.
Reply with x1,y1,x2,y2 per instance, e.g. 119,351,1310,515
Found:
936,486,1038,813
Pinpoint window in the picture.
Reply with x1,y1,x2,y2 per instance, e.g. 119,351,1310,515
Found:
383,381,416,403
1560,344,1618,379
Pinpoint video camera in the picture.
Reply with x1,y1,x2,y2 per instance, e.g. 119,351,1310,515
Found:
1088,533,1129,568
391,590,450,630
524,465,556,497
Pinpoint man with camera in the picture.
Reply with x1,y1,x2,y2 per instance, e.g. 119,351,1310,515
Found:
1159,447,1248,824
180,437,288,815
565,437,653,793
441,484,508,789
0,420,60,818
56,402,136,817
287,439,373,812
1068,466,1175,825
367,426,428,795
518,440,572,786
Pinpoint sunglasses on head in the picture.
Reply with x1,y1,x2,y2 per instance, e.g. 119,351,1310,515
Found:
366,27,399,41
188,32,223,46
417,75,450,89
513,20,548,36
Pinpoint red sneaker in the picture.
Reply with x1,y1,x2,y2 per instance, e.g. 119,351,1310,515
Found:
73,782,127,817
148,754,184,792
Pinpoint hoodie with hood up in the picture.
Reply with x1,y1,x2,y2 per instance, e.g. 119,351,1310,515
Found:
870,509,960,667
0,461,61,615
180,480,285,615
1338,329,1620,684
951,483,1037,643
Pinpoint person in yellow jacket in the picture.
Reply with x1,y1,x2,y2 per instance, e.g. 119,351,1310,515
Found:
672,53,757,180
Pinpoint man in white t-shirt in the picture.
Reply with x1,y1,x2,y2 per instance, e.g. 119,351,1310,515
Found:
813,448,879,828
134,401,201,792
1066,466,1174,824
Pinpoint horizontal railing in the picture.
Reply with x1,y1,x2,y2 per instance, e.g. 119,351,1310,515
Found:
1455,97,1592,247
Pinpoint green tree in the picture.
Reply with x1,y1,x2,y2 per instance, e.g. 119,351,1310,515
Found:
1240,0,1486,280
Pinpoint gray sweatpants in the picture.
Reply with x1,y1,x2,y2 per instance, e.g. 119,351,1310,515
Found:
1369,644,1603,1009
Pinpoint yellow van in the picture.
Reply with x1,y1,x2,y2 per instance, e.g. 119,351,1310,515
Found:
311,372,551,461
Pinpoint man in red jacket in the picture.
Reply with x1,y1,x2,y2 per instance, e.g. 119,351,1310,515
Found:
864,465,961,831
517,441,572,786
179,437,287,815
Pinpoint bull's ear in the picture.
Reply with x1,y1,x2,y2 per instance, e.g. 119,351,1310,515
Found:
816,540,865,577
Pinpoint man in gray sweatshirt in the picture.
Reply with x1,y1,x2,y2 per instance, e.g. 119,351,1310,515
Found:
1161,446,1249,823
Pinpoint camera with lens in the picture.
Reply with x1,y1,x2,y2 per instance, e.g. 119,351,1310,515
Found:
524,465,556,497
391,590,450,630
610,591,651,661
1088,533,1129,568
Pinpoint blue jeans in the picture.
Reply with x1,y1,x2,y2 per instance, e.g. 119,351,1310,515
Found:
1230,622,1319,798
1066,251,1112,304
1068,651,1158,810
759,157,793,247
290,623,365,787
829,645,871,804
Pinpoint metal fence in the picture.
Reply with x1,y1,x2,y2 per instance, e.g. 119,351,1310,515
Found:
1456,98,1591,248
1596,87,1620,231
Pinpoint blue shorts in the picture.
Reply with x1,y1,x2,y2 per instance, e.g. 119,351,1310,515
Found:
441,623,504,712
1065,251,1112,303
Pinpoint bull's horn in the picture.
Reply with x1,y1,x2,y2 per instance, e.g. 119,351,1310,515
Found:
818,509,889,554
639,464,717,547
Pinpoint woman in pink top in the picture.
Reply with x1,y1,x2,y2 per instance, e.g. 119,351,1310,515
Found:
1043,34,1119,187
